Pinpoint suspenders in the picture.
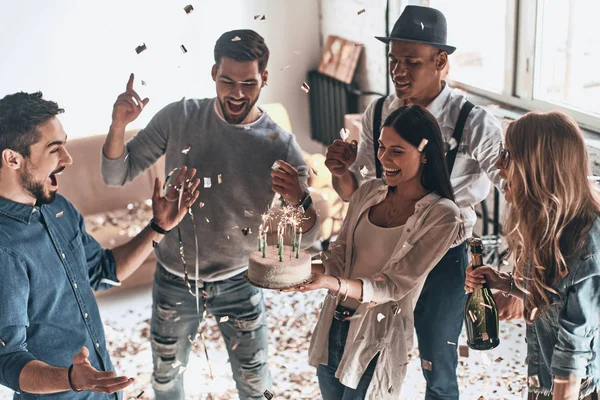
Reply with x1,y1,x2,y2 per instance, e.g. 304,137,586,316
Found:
372,97,475,178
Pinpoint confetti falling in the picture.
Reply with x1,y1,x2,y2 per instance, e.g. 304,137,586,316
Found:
359,165,369,178
180,44,188,53
172,360,182,369
480,302,492,310
417,138,429,152
339,128,350,141
217,174,223,184
244,210,255,217
447,341,457,346
421,359,433,371
459,345,470,357
310,167,318,176
219,316,229,323
205,217,210,223
0,338,5,347
447,137,458,151
198,202,205,209
135,43,147,54
124,153,130,162
178,366,187,375
528,375,540,387
204,177,212,188
183,4,194,14
468,309,477,323
271,160,281,171
242,227,252,236
231,36,242,42
263,390,274,399
152,240,159,248
301,82,310,93
90,290,527,400
495,357,504,363
281,64,291,70
135,391,144,399
182,145,192,154
357,8,366,15
254,14,266,20
141,80,146,86
376,313,386,322
55,211,64,218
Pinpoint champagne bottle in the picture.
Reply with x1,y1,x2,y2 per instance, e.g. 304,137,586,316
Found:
464,238,500,350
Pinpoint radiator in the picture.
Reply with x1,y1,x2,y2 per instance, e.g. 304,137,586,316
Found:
307,70,361,146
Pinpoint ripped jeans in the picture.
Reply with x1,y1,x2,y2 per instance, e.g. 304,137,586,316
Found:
150,264,272,400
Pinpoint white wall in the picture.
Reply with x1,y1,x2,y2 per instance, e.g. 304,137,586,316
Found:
0,0,323,153
319,0,404,109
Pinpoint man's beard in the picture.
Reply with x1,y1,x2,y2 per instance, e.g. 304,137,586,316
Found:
218,97,259,125
22,161,56,205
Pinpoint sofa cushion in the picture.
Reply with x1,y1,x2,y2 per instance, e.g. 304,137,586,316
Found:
61,130,164,216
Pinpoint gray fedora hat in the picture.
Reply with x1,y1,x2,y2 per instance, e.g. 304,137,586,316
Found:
376,5,456,54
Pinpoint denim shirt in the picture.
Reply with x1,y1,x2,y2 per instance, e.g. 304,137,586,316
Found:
525,218,600,398
0,195,121,400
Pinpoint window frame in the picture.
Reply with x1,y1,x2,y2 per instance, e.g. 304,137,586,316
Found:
440,0,600,133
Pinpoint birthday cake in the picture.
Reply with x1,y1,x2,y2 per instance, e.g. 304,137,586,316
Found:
247,245,313,289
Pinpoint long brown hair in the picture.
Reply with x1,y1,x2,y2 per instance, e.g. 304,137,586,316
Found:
504,111,600,321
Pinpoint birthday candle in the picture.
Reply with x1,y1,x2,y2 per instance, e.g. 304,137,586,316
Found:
296,228,302,258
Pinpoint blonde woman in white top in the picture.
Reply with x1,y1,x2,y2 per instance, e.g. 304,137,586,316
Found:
286,105,462,399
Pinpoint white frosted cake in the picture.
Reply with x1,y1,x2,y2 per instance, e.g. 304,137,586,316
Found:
247,245,312,289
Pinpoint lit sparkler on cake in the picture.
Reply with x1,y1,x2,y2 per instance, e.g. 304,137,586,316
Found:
246,163,314,289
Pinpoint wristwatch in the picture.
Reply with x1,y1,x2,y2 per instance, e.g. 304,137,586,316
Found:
149,219,171,235
298,192,312,212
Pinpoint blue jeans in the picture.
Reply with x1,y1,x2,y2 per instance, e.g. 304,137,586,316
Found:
316,307,379,400
150,265,272,400
413,243,468,400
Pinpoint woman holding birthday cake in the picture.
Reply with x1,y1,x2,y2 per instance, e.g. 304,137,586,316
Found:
287,105,463,399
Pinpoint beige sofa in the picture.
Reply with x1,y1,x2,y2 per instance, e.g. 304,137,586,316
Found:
59,104,344,296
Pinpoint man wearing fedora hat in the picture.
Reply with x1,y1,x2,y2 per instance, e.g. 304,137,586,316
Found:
326,5,505,400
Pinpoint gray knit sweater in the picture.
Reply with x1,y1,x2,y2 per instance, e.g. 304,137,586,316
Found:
101,97,317,282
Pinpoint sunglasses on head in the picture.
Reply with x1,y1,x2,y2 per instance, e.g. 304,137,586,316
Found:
498,143,511,170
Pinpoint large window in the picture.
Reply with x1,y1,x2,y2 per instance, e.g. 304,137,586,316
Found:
412,0,600,130
418,0,510,94
534,0,600,117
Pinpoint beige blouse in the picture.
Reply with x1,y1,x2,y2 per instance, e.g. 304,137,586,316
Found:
308,179,462,399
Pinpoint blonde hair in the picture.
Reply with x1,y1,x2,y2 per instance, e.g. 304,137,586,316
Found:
504,111,600,322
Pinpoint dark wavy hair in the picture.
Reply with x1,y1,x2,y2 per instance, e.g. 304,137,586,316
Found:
214,29,270,72
0,92,63,167
382,105,456,202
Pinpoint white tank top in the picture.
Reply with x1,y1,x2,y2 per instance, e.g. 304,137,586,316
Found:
341,210,404,310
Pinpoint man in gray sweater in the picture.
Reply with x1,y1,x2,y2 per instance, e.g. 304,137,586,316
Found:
101,29,318,400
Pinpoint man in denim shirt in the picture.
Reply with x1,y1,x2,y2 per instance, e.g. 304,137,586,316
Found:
0,92,199,399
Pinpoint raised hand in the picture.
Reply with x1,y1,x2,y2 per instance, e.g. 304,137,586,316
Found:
325,140,357,176
152,167,201,232
70,346,134,393
111,73,149,129
271,160,305,206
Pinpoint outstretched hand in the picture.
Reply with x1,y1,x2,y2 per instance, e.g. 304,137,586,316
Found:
152,166,200,232
70,346,134,393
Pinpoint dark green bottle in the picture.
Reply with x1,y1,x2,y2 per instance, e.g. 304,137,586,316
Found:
464,238,500,350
